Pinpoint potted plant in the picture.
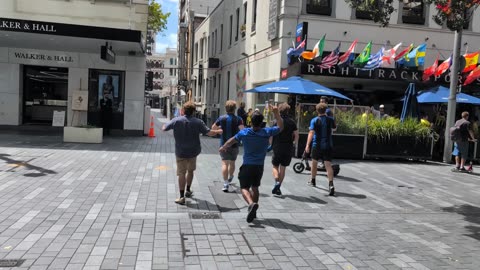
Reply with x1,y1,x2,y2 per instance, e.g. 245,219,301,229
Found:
64,124,103,144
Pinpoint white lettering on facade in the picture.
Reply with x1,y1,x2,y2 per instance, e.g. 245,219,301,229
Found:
308,64,315,73
341,67,349,76
354,68,360,76
411,72,419,81
401,71,408,79
378,69,385,78
14,52,74,63
388,70,397,79
328,67,336,75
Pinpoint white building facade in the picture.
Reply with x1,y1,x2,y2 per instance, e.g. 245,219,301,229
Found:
146,48,178,98
193,0,480,124
0,0,148,134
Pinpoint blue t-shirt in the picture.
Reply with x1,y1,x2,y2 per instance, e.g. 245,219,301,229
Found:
309,116,336,150
164,115,210,158
215,114,243,146
234,127,280,165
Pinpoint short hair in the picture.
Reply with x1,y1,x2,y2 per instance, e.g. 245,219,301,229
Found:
225,100,237,113
251,111,264,127
183,101,196,116
278,102,290,115
240,102,246,108
320,96,328,103
316,103,328,114
462,111,469,118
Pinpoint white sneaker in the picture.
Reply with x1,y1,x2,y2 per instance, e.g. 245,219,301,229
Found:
222,183,229,192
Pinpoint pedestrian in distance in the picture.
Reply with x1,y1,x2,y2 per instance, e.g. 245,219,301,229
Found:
237,102,248,124
451,111,476,172
271,103,299,196
305,103,337,196
211,100,245,192
219,104,284,223
162,101,223,205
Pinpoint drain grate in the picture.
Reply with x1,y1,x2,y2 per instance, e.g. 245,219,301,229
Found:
190,212,222,219
0,259,25,267
181,233,254,257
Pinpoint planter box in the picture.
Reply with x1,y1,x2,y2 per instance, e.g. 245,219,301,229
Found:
64,127,103,144
296,133,365,159
366,136,432,160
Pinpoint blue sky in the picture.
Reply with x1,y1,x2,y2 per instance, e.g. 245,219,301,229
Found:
155,0,178,54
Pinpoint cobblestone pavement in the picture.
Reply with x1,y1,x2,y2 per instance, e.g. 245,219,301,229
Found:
0,114,479,270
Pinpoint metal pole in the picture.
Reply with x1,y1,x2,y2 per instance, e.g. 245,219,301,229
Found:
443,29,462,163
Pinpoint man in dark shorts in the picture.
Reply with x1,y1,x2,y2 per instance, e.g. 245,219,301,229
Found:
212,100,244,192
305,103,337,196
162,101,223,205
271,103,298,196
452,111,476,172
219,105,283,222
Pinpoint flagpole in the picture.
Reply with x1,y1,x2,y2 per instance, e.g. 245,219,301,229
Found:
443,29,463,163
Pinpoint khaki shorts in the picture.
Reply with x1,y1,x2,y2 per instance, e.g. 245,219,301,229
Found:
176,157,197,176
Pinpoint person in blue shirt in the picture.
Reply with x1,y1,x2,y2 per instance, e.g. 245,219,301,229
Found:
305,103,337,196
163,101,223,205
320,96,333,117
211,100,244,192
219,104,283,223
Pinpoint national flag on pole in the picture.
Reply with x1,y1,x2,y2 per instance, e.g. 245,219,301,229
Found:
382,42,402,67
395,44,414,64
337,39,358,65
318,43,341,69
353,41,372,68
422,56,439,81
404,43,427,67
463,51,479,73
434,56,452,77
363,47,384,70
463,65,480,86
300,35,325,61
287,38,306,64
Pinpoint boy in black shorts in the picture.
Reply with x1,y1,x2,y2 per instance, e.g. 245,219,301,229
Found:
271,103,298,196
219,105,284,222
305,103,336,196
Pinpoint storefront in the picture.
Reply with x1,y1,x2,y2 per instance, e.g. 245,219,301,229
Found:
0,17,146,134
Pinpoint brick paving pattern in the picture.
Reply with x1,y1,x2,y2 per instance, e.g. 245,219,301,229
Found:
0,113,479,269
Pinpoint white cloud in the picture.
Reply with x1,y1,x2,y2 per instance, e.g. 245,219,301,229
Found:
155,33,177,53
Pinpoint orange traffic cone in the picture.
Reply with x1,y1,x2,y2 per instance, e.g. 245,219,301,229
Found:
148,115,155,138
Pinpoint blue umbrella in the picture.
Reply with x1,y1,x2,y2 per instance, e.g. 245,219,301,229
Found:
244,76,352,100
417,86,480,105
400,83,419,122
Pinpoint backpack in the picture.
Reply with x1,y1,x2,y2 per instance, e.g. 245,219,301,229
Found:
449,125,461,142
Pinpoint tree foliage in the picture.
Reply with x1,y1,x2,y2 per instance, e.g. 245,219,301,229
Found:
345,0,480,31
148,0,170,34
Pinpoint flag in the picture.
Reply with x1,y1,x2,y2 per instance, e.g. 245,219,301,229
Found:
463,51,479,73
363,47,384,70
338,39,358,65
422,56,439,81
300,35,325,61
287,38,306,64
318,43,340,69
395,43,414,63
353,41,372,68
463,65,480,86
382,42,402,67
435,56,451,77
404,43,427,67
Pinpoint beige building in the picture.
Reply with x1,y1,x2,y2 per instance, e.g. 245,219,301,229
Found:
0,0,148,133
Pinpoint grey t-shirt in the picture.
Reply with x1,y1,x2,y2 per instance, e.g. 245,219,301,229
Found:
455,118,472,142
164,116,210,158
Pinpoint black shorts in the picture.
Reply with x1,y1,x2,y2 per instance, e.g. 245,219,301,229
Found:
272,149,293,167
238,165,264,189
312,147,333,162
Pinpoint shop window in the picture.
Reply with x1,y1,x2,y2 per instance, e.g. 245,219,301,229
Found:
195,42,198,62
306,0,332,16
229,15,233,46
220,24,223,52
170,58,174,65
170,68,173,76
355,0,376,20
252,0,257,31
402,0,425,25
87,69,125,130
235,8,240,42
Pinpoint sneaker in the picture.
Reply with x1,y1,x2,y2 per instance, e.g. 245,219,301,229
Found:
227,176,234,183
222,183,229,192
460,167,468,173
175,197,186,205
329,185,335,196
246,203,259,223
308,180,316,187
185,190,193,198
272,184,279,195
275,187,282,196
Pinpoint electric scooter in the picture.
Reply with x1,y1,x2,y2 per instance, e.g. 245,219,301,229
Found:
293,151,340,176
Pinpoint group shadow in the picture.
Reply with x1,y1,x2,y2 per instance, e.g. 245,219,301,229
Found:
249,218,323,233
0,154,57,177
443,204,480,241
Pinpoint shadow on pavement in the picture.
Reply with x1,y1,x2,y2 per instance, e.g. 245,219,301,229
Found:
335,175,362,182
277,194,327,205
0,154,57,177
250,218,323,233
443,204,480,241
313,186,367,199
188,197,240,213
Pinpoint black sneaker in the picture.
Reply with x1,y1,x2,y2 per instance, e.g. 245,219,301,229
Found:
275,187,282,196
460,167,468,173
246,203,259,223
329,185,335,196
308,180,316,187
185,190,193,198
272,184,280,195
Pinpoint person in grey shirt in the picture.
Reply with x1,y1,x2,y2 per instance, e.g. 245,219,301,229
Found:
162,101,223,205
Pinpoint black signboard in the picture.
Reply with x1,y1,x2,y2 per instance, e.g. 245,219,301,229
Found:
0,17,141,43
198,64,203,85
145,71,153,91
208,58,220,69
295,22,308,49
101,44,116,64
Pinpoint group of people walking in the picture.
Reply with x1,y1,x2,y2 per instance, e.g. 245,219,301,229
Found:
162,98,336,223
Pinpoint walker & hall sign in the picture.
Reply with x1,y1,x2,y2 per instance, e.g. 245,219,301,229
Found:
0,18,56,33
282,62,480,85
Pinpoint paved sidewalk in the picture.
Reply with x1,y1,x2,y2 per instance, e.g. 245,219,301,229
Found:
0,115,479,270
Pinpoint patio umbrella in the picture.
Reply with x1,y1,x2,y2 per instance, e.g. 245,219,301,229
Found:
244,76,352,100
417,86,480,105
400,83,419,122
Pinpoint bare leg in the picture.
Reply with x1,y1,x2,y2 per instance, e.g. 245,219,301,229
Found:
278,166,286,184
228,161,235,179
241,188,253,205
460,158,466,169
178,173,187,196
324,161,334,183
221,160,228,180
272,165,280,180
311,159,318,180
251,187,259,203
455,156,460,168
186,170,194,187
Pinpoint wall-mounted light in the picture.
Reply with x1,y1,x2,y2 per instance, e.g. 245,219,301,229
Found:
241,52,249,57
425,37,429,42
431,44,436,48
343,31,348,36
386,40,391,46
